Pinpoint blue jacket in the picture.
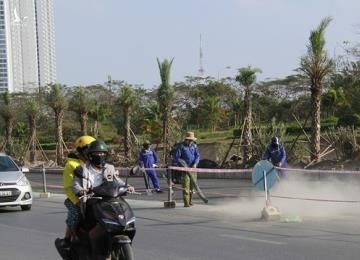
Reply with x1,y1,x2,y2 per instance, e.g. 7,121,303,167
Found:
138,148,158,169
174,142,200,167
263,144,287,166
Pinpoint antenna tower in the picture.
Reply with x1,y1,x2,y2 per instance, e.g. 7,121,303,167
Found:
198,34,204,76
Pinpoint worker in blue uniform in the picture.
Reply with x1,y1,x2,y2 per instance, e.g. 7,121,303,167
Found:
174,132,200,207
138,140,163,193
263,136,287,177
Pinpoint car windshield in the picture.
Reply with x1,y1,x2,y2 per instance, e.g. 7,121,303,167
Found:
0,156,19,172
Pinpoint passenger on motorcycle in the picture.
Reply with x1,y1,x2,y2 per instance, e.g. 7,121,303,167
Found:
56,135,96,251
73,139,135,259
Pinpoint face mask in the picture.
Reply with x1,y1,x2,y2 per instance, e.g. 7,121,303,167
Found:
90,154,106,167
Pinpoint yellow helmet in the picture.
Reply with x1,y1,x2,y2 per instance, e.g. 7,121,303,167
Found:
74,136,96,149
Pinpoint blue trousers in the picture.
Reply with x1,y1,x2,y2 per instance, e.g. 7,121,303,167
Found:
143,170,160,190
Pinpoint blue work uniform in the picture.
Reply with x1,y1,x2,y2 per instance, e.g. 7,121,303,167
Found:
174,142,200,167
174,142,200,206
263,144,287,167
138,148,160,190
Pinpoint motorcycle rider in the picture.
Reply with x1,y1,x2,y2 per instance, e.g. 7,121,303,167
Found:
73,139,135,259
55,135,96,254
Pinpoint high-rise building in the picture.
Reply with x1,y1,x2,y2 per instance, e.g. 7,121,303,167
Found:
35,0,56,88
0,0,56,93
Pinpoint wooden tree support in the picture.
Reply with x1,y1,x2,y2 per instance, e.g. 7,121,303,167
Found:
19,134,49,163
220,121,245,168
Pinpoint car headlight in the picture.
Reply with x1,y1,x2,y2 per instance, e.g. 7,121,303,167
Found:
17,176,30,186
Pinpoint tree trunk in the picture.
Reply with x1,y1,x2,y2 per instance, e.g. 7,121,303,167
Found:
310,87,321,162
5,118,14,156
351,126,358,158
123,107,132,160
55,110,64,166
29,116,37,162
234,113,238,128
80,112,88,136
242,86,252,166
93,120,98,138
163,107,169,164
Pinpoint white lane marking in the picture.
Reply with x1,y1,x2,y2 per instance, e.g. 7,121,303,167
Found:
220,234,286,245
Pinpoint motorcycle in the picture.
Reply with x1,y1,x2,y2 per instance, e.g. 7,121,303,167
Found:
55,177,136,260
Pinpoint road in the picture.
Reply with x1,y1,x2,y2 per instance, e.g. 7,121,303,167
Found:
1,192,360,260
26,170,257,204
1,171,359,259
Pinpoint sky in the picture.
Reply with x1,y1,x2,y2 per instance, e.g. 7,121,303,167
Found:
54,0,360,89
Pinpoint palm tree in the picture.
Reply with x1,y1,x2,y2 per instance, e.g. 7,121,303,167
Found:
139,103,163,142
69,87,92,135
157,58,175,163
322,87,338,117
0,92,15,155
85,85,113,138
118,84,136,160
25,98,40,162
298,17,334,162
199,96,223,132
88,100,108,138
235,66,261,166
231,98,243,128
45,83,67,165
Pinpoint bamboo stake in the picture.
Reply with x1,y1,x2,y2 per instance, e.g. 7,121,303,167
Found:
35,136,49,162
288,112,311,155
292,113,311,143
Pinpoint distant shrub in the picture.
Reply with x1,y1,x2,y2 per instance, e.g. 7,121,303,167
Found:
285,117,338,135
233,129,242,138
321,116,338,125
337,114,360,127
41,143,57,150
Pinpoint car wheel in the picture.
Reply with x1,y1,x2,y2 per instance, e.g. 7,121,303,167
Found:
21,204,32,211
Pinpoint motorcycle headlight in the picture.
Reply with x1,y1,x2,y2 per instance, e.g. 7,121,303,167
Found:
17,176,30,186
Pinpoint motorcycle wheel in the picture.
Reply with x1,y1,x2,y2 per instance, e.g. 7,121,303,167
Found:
69,247,80,260
112,243,134,260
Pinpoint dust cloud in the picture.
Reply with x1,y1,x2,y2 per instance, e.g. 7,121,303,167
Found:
209,172,360,220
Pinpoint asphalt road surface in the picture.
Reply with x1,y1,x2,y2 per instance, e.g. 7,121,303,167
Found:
26,170,256,203
1,171,359,259
1,193,360,260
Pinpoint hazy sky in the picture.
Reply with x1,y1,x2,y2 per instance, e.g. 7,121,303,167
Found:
54,0,360,88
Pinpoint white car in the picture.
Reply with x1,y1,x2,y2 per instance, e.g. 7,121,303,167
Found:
0,153,32,211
